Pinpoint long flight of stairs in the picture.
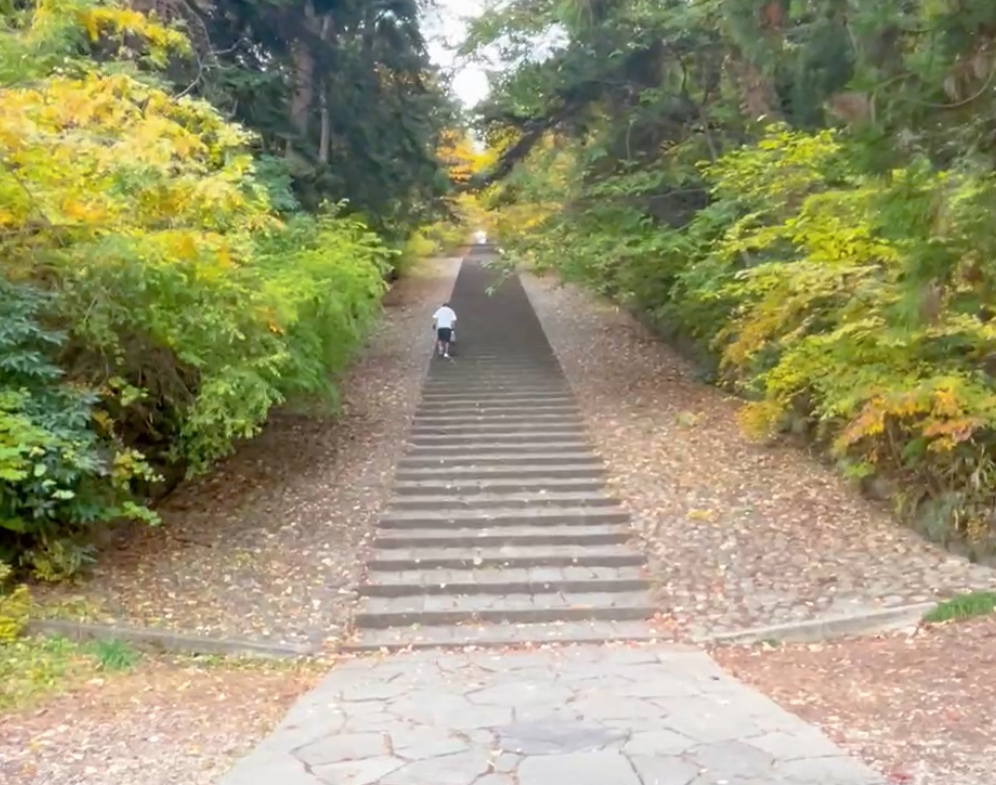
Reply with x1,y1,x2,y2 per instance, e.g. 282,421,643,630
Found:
345,248,659,650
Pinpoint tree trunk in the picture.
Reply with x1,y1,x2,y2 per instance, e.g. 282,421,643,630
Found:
289,0,318,150
318,13,333,163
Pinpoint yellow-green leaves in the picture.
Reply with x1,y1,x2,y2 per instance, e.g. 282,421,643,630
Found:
1,1,389,578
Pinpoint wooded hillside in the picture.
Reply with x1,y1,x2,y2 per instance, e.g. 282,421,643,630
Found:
0,0,462,577
468,0,996,558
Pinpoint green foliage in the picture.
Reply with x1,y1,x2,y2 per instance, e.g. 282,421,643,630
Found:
0,1,393,577
0,635,82,711
89,637,140,671
0,563,31,644
476,0,996,556
179,0,458,239
0,281,157,577
923,591,996,624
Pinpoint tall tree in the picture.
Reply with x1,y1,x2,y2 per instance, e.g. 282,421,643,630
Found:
143,0,459,235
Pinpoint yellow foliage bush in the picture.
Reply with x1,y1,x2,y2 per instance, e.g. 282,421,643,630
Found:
0,563,31,644
496,125,996,553
1,0,390,577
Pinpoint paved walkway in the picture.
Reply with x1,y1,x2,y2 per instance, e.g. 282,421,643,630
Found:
220,645,884,784
219,249,887,784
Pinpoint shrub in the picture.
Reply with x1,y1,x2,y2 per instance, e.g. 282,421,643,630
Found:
0,0,390,576
499,126,996,553
0,563,31,644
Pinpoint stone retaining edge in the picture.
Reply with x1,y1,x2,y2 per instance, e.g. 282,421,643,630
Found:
27,618,318,659
696,601,938,646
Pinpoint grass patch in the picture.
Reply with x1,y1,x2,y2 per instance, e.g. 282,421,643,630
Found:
90,637,141,671
923,591,996,624
0,635,142,713
1,636,90,712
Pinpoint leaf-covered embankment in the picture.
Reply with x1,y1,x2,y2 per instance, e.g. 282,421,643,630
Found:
469,0,996,559
0,0,459,579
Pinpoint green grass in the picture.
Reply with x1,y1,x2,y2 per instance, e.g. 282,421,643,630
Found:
923,591,996,624
1,635,87,712
1,635,142,713
89,637,141,671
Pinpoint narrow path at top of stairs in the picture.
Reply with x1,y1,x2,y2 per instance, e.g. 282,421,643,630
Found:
346,247,660,651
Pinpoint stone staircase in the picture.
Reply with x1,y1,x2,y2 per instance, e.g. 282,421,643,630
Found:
346,248,659,650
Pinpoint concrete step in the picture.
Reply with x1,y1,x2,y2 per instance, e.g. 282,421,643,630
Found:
379,506,629,527
407,430,586,441
374,522,631,548
391,477,604,495
414,402,579,414
422,384,568,393
415,398,575,409
423,374,564,382
437,354,557,361
407,432,588,446
354,590,655,629
394,463,604,480
425,373,567,380
423,371,563,380
397,452,601,469
411,413,584,425
413,410,581,420
342,619,663,651
409,423,585,435
411,413,582,425
419,390,572,400
366,543,645,570
428,366,562,374
403,443,590,458
428,355,558,361
418,394,572,404
423,376,565,383
387,491,620,511
359,565,650,596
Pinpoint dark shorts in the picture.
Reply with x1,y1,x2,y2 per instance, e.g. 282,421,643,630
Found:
437,327,452,342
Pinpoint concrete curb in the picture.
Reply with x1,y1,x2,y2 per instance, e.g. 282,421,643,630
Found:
696,601,938,646
27,618,318,659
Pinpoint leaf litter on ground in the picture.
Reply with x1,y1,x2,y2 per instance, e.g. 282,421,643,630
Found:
713,616,996,785
34,258,462,650
3,258,462,784
521,272,996,639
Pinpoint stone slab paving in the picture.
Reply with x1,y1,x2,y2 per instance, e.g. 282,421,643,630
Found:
218,644,886,785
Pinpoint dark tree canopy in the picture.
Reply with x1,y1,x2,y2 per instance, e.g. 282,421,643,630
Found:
462,0,996,557
148,0,460,237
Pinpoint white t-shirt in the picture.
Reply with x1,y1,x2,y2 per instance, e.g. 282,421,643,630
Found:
433,306,456,329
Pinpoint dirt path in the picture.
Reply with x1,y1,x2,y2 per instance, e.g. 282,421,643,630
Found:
714,617,996,785
521,273,996,638
36,257,460,649
0,658,324,785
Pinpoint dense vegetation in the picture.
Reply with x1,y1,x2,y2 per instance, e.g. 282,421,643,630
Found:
468,0,996,557
0,0,465,578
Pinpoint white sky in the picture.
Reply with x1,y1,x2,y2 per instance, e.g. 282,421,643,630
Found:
425,0,490,107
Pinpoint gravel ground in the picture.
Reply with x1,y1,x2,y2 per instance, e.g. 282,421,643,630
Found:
713,616,996,785
37,257,461,649
521,273,996,638
0,658,323,785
